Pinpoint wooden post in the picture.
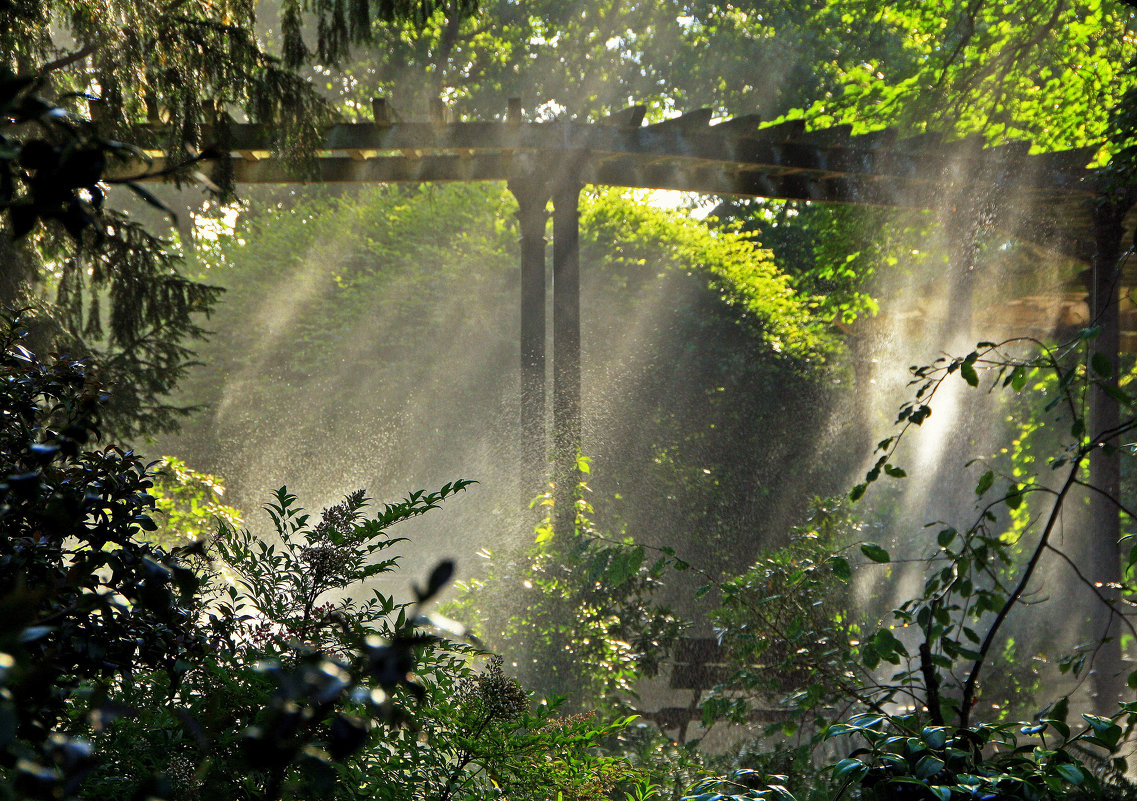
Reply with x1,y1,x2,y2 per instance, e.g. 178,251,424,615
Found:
552,180,582,536
1088,197,1127,708
507,176,550,508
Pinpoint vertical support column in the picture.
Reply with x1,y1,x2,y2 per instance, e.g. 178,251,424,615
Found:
1088,198,1127,708
508,177,550,508
552,181,582,536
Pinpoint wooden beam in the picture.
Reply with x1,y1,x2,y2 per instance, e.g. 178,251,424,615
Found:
602,105,647,128
1086,196,1130,709
643,108,713,133
895,132,944,152
710,113,763,137
940,133,987,156
799,124,853,146
228,153,512,183
1032,147,1097,172
755,119,806,142
848,128,898,149
116,118,1098,233
371,97,391,127
981,140,1032,163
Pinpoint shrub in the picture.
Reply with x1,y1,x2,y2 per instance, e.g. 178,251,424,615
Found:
0,316,639,799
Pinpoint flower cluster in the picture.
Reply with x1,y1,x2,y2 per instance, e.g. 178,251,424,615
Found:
459,656,529,723
313,490,366,541
299,542,354,585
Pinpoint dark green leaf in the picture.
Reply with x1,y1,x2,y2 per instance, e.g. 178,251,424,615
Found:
1100,382,1133,405
861,543,890,563
418,559,454,601
1005,485,1023,510
975,470,994,496
833,758,866,780
1053,764,1085,785
915,755,945,780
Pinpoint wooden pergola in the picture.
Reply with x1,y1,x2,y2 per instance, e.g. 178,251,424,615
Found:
136,102,1133,682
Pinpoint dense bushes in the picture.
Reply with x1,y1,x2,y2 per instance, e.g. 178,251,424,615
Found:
0,318,644,800
0,316,204,798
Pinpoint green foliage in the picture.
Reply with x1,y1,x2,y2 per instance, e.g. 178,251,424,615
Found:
705,501,865,734
170,183,842,571
2,0,474,174
823,336,1137,797
0,0,477,441
0,312,640,799
312,0,914,123
827,704,1118,801
576,191,846,566
709,201,917,328
692,320,1137,801
581,190,834,364
306,0,1133,169
682,769,796,801
0,68,222,437
0,316,204,799
448,468,686,711
147,455,242,548
804,1,1136,154
213,483,473,654
367,654,639,801
86,478,641,801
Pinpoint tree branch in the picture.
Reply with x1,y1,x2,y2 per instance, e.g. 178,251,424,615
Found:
1073,478,1137,523
959,455,1082,727
38,45,99,77
1045,542,1137,644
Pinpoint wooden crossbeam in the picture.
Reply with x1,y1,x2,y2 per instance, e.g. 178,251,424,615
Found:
371,97,392,127
710,113,763,137
942,133,987,155
1031,146,1098,172
896,132,944,152
849,128,898,149
756,118,806,142
982,140,1033,161
799,124,853,146
603,105,647,128
644,108,713,133
117,115,1098,242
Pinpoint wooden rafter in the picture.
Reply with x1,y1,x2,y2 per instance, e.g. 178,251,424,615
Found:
121,98,1103,256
